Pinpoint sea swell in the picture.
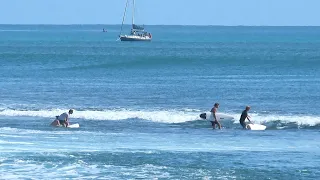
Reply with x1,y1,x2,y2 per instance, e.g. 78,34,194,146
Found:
0,108,319,130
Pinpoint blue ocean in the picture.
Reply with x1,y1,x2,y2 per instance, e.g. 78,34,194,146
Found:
0,25,320,179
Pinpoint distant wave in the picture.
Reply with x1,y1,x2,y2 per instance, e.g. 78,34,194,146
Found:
0,29,40,32
0,108,319,129
0,108,199,123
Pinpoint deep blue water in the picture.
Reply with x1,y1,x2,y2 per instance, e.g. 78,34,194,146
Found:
0,25,320,179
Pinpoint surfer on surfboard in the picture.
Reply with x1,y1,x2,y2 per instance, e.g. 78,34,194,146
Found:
51,109,74,127
240,106,251,129
210,103,222,129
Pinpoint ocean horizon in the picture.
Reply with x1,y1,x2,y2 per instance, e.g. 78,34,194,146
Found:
1,24,320,26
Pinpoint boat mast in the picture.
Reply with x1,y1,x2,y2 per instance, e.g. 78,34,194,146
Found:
119,0,129,36
132,0,135,25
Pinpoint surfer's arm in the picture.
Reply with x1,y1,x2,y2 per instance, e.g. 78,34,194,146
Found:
247,116,251,122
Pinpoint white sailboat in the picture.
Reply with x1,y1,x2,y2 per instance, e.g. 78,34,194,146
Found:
119,0,152,41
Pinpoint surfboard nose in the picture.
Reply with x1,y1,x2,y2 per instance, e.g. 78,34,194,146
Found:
199,113,206,119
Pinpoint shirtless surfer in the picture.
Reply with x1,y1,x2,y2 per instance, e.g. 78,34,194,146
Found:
210,103,222,129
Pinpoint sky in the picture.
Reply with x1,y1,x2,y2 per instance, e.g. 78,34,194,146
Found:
0,0,319,26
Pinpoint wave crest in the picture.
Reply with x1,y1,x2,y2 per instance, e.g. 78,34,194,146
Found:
0,109,319,128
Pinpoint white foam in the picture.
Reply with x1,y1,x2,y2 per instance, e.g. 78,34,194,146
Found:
230,113,320,126
0,109,319,125
0,127,121,137
0,109,199,123
0,140,34,145
0,161,171,180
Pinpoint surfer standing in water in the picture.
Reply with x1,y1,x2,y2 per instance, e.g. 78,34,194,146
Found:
240,106,251,129
56,109,74,127
210,103,222,129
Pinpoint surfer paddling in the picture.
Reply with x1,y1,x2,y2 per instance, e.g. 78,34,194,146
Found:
51,109,74,127
240,106,251,129
210,103,222,129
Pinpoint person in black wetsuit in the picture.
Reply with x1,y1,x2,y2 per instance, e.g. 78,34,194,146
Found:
240,106,251,129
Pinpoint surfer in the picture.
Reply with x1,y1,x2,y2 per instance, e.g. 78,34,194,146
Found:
210,103,222,129
56,109,74,127
240,106,251,129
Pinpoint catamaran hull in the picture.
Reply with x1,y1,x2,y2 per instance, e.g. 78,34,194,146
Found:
120,36,151,41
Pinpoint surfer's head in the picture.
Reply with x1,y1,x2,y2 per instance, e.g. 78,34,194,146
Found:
69,109,74,114
214,103,219,108
246,106,250,111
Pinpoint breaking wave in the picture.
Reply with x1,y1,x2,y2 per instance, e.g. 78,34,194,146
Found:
0,108,319,129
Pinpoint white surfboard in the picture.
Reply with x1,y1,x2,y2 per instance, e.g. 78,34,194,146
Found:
67,123,80,128
199,112,234,121
246,124,266,130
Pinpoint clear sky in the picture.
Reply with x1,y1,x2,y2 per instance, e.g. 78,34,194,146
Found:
0,0,319,26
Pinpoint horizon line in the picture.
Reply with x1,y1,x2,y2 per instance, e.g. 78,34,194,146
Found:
0,23,320,27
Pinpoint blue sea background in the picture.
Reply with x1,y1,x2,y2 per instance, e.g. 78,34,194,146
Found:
0,25,320,179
